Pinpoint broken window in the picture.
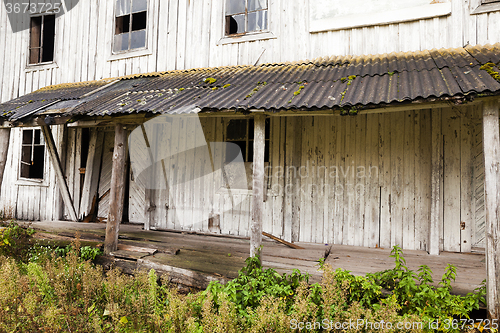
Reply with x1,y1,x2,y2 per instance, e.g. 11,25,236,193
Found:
113,0,148,53
29,14,55,64
225,0,268,36
20,129,45,180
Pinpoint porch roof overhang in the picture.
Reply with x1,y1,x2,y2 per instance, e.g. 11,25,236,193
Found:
1,43,500,126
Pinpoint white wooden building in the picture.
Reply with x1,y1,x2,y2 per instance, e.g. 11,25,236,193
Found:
1,0,500,317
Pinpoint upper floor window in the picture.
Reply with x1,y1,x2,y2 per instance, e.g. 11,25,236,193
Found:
20,129,45,180
29,14,55,64
225,0,268,36
114,0,148,53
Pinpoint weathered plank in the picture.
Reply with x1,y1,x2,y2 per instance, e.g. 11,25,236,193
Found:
80,130,105,220
443,108,461,252
104,124,128,254
0,128,10,196
403,111,415,249
41,124,78,222
481,99,500,320
460,108,473,253
251,114,266,258
390,112,404,247
430,109,443,255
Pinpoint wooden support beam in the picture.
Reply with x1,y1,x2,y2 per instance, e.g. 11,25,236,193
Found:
41,124,78,222
481,99,500,320
104,124,128,254
429,110,443,255
0,128,11,197
251,114,265,259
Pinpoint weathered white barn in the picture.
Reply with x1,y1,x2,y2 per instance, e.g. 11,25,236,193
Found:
0,0,500,317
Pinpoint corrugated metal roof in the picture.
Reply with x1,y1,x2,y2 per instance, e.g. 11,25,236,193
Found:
1,43,499,121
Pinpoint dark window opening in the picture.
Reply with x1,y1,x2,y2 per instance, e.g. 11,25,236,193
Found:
225,118,270,163
29,14,55,64
132,11,147,31
226,16,238,35
114,0,147,53
20,129,45,180
80,128,90,169
115,15,130,34
225,0,268,36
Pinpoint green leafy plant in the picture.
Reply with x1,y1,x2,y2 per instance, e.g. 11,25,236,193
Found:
0,221,35,260
205,254,310,317
80,246,102,261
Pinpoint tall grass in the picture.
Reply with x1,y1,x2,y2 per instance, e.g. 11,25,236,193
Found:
0,222,487,332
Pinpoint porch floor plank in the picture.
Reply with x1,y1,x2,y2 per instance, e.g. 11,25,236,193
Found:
28,221,486,296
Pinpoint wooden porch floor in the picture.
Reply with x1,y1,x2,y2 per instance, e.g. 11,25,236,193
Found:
29,221,486,296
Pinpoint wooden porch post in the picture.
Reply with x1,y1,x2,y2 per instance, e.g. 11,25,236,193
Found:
0,128,11,197
41,124,79,222
251,114,265,259
482,99,500,320
104,124,127,254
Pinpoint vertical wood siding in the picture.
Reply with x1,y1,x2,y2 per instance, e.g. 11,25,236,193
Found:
138,106,486,251
0,106,489,251
1,0,500,103
0,125,65,221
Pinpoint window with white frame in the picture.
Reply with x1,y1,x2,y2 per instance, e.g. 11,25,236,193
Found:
113,0,148,53
20,129,45,180
225,0,268,36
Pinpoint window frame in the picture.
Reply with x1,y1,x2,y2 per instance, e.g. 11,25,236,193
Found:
17,128,48,186
471,0,500,14
27,13,56,67
224,0,269,37
220,0,276,45
219,117,271,192
112,0,149,55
